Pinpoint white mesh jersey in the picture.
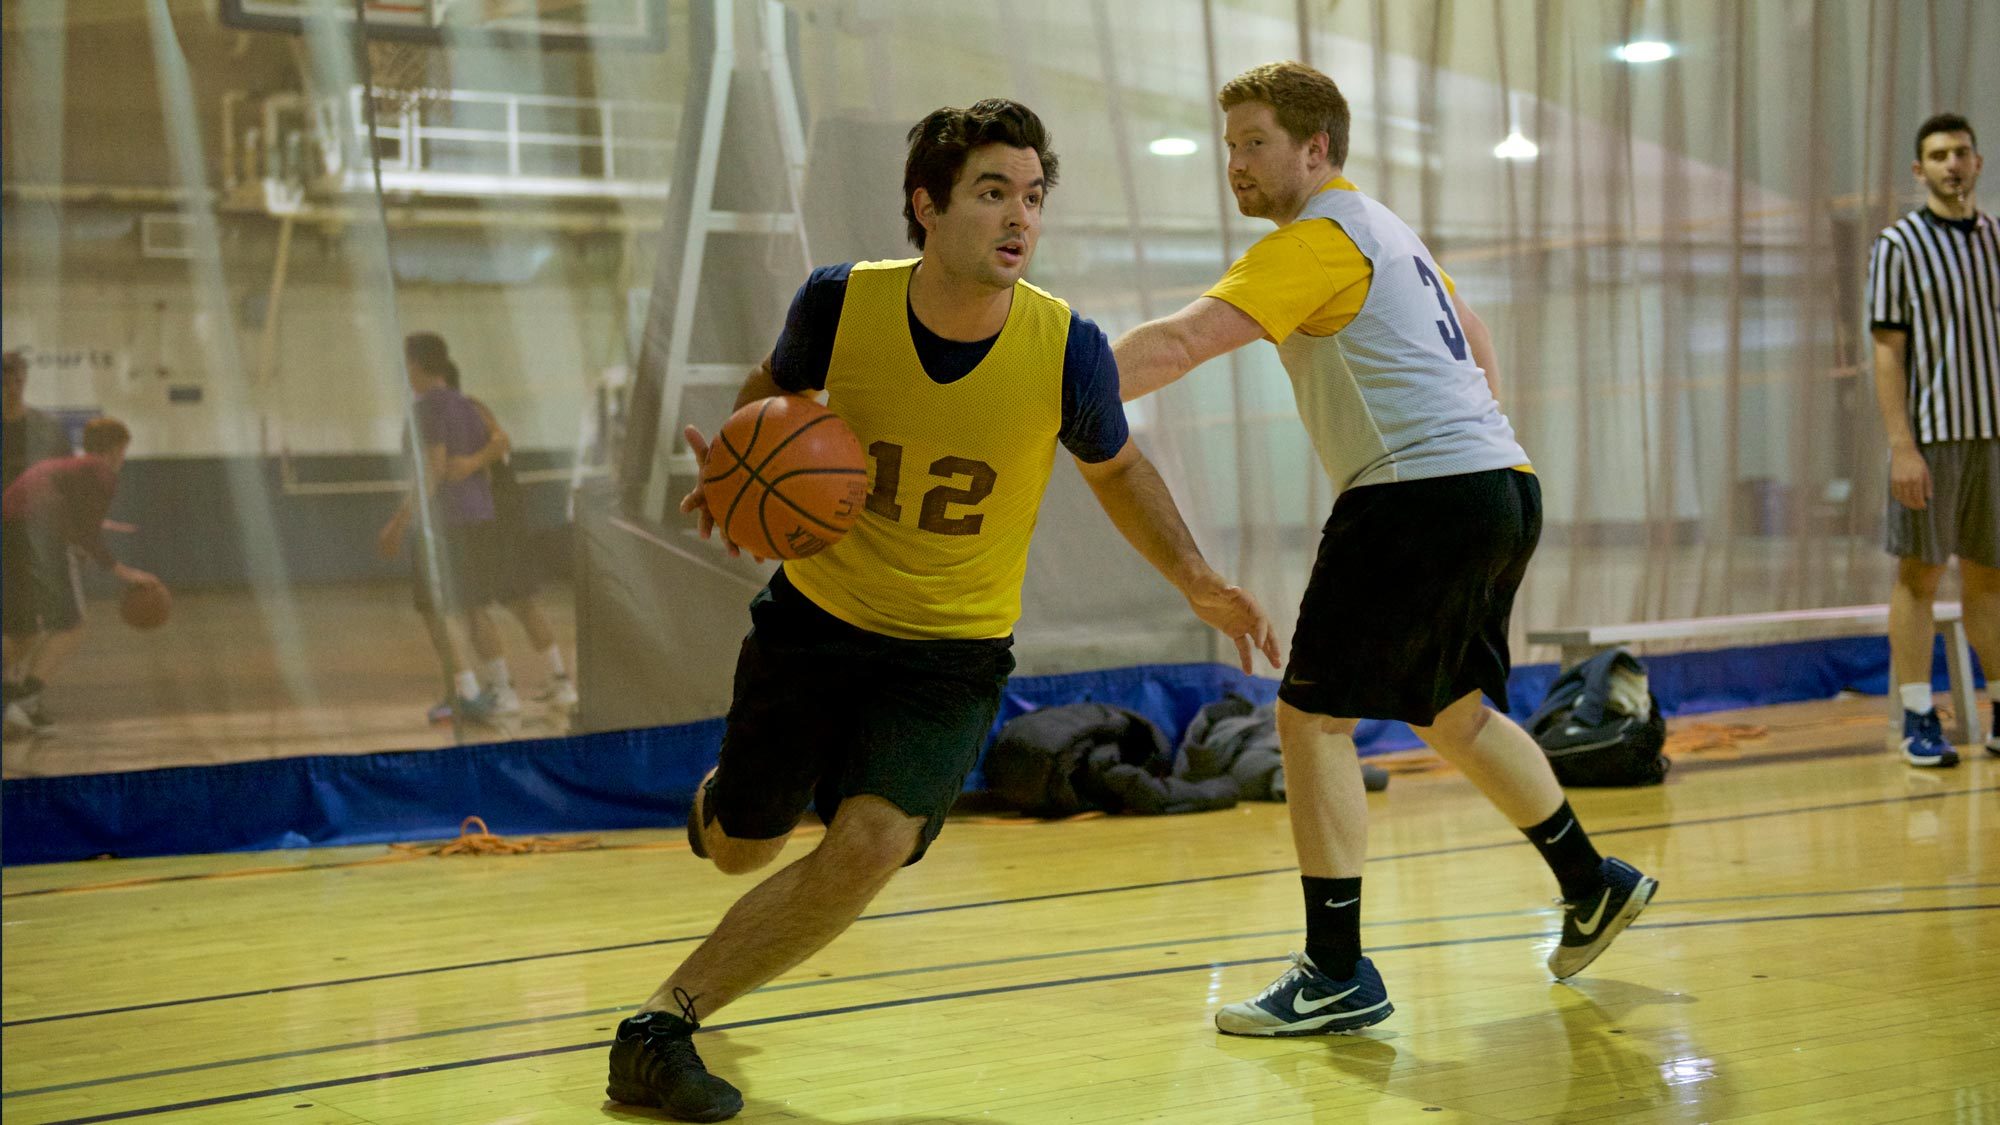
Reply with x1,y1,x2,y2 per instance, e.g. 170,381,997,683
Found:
1273,187,1529,492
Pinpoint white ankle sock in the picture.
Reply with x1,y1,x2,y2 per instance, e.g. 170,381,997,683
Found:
543,645,568,679
455,670,481,701
1900,682,1934,714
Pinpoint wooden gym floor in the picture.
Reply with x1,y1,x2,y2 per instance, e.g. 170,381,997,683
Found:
2,694,1995,1124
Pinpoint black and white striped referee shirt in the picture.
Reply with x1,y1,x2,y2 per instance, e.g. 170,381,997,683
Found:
1867,208,2000,443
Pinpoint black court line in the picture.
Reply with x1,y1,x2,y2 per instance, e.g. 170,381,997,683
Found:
23,903,1999,1125
8,880,1995,1101
0,935,717,1029
4,782,1991,1030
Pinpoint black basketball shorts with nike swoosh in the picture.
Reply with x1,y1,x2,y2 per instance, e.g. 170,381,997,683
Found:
1279,468,1541,724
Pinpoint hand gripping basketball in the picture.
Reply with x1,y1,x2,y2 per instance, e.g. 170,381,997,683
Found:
683,396,869,561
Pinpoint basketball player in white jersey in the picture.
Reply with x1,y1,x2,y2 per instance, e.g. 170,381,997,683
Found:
1114,61,1658,1036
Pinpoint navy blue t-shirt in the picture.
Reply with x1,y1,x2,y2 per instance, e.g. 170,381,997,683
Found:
768,263,1129,463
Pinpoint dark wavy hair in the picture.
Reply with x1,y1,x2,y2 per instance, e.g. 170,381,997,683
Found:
902,99,1058,249
1916,112,1977,160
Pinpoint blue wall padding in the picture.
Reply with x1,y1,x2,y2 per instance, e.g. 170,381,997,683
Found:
2,635,1980,865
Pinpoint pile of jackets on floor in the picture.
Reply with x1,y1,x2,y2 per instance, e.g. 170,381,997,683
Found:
984,643,1671,817
982,695,1390,818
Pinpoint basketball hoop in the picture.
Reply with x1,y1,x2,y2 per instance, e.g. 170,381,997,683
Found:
363,38,453,117
355,0,453,118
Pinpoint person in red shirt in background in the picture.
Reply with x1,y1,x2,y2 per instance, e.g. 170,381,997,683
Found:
2,417,160,734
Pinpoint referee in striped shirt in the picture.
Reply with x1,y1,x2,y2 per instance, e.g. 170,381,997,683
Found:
1867,112,2000,767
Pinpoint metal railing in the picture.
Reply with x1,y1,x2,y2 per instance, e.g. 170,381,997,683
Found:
343,86,675,199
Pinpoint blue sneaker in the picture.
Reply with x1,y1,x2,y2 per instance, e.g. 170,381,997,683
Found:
454,689,501,726
1901,709,1958,768
1215,953,1393,1037
1549,857,1659,980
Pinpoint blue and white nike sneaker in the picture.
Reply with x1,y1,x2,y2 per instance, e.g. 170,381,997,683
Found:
1901,708,1959,768
1215,953,1393,1037
1548,856,1659,980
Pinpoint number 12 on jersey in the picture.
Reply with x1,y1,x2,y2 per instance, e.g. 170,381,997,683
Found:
866,441,997,536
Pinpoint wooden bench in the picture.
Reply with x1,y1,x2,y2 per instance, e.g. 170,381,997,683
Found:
1527,603,1985,744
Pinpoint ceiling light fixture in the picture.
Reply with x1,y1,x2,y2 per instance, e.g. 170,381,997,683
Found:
1492,130,1540,160
1614,40,1675,63
1148,137,1199,157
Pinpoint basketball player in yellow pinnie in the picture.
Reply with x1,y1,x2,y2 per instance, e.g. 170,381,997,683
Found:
605,99,1281,1121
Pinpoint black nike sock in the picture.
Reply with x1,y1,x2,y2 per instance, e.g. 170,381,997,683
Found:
1301,875,1363,980
1524,800,1605,902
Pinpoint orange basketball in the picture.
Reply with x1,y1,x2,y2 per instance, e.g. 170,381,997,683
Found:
121,581,172,631
703,396,868,560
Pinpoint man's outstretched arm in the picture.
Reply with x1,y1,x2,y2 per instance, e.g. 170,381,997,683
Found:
1112,297,1267,402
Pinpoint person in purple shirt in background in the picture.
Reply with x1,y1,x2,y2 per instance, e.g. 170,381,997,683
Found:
2,416,161,734
377,333,503,726
435,362,578,721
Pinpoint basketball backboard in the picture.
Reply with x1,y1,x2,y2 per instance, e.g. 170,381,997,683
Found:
218,0,666,49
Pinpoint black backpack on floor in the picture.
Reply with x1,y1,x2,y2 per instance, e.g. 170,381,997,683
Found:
1526,649,1670,787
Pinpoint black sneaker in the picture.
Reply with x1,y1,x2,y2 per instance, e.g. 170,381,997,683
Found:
1548,857,1659,980
606,991,742,1121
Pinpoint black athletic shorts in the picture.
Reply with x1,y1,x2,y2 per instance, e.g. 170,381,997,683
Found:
409,520,502,615
1,520,83,638
1279,467,1541,726
708,567,1015,865
489,460,542,602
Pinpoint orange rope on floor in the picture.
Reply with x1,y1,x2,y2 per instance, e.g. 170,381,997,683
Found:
1664,722,1770,756
386,816,601,858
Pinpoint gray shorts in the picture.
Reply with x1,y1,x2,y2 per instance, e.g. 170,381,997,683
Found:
1,521,84,637
1885,439,2000,568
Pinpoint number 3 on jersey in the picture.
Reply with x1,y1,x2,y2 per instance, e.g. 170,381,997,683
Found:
1413,257,1468,362
865,441,997,535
